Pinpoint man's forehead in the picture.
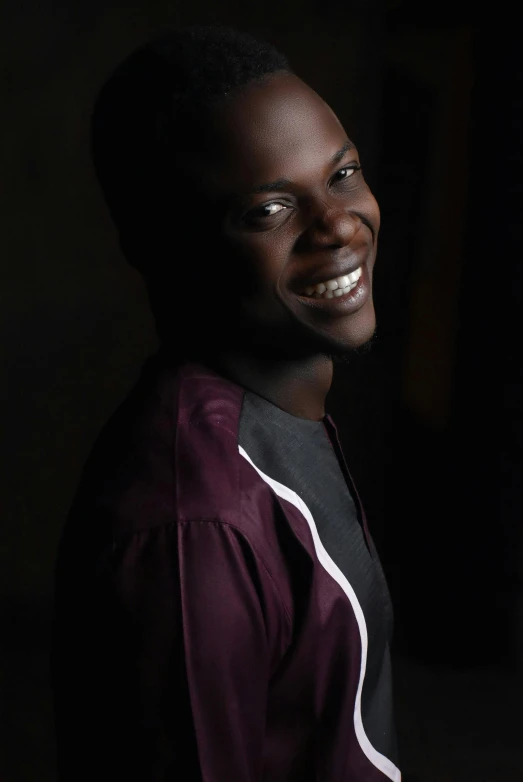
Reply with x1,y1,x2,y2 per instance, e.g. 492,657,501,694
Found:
211,73,344,151
197,74,352,194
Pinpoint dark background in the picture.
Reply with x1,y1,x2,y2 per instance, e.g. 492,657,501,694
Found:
2,1,522,780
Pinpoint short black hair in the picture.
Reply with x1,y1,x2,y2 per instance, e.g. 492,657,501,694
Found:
91,25,292,270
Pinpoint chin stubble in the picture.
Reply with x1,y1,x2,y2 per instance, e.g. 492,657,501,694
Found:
326,327,378,365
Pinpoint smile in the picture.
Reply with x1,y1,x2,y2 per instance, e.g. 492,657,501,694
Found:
299,267,362,299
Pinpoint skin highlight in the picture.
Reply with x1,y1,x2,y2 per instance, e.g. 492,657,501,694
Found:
172,71,380,420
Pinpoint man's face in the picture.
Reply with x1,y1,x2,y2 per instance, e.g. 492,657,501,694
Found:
182,71,380,359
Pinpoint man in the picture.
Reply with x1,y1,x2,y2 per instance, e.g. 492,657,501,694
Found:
52,25,401,782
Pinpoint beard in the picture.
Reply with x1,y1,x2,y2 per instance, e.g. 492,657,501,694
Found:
326,325,378,365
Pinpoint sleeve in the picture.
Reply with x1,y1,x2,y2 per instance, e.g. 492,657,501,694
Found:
52,520,289,782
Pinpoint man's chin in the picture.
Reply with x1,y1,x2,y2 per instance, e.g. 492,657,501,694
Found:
326,327,378,365
221,309,378,363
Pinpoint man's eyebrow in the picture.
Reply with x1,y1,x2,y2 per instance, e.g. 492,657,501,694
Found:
331,140,354,165
250,178,292,194
247,141,355,195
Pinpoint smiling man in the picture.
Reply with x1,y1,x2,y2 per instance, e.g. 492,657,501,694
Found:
52,25,401,782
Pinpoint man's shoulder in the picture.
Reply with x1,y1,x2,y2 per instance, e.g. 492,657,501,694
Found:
173,359,247,524
67,356,248,538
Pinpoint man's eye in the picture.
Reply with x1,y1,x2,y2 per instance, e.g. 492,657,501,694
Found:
259,203,287,217
249,202,287,220
334,164,362,181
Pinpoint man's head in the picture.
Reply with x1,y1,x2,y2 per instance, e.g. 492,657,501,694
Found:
92,26,380,362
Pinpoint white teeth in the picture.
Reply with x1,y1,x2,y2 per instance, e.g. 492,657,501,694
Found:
301,266,362,298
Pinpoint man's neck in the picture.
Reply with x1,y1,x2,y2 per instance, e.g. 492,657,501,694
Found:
205,349,334,422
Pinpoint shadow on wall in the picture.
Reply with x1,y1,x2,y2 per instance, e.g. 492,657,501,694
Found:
0,596,56,780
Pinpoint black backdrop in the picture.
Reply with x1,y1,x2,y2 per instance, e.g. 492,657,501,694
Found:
2,2,522,779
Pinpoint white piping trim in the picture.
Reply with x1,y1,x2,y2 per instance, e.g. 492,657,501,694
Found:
239,445,401,782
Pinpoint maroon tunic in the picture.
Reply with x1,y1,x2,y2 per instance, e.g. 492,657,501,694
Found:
52,355,401,781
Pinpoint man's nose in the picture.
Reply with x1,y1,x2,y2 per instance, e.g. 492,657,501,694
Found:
307,203,361,249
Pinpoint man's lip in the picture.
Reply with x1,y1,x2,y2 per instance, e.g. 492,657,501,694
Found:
293,262,371,315
290,244,372,293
